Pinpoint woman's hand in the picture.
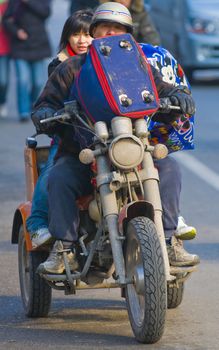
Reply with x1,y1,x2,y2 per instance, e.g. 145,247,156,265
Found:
17,29,28,40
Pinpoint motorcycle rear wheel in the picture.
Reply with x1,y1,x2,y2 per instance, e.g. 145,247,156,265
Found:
18,225,52,317
167,282,184,309
125,216,166,344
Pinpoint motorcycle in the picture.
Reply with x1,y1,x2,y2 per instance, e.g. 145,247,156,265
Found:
12,99,197,344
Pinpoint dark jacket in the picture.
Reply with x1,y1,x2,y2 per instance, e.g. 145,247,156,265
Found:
3,0,51,61
48,47,74,76
48,57,61,77
132,8,160,45
69,0,99,13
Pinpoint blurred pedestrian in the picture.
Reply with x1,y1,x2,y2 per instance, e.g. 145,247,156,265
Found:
101,0,161,45
0,0,10,118
69,0,99,14
3,0,52,122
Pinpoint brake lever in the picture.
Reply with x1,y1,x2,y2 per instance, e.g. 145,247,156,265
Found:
40,112,71,124
159,97,181,112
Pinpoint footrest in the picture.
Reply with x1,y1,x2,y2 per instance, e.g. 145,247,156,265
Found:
41,271,81,281
170,265,197,275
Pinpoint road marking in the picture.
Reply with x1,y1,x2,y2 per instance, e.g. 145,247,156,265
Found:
175,152,219,191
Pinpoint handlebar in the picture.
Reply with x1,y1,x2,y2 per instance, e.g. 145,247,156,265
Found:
28,99,181,149
40,112,70,124
39,98,181,125
40,100,80,124
159,97,181,112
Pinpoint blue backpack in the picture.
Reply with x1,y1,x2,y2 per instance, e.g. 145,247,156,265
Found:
72,33,159,123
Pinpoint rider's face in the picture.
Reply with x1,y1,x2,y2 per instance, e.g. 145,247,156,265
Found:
93,22,128,38
68,31,93,55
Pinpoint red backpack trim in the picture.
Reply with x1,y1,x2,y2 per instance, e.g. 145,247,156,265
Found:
89,44,159,118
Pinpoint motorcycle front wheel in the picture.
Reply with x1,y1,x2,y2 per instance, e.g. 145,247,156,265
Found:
18,225,52,317
125,216,166,344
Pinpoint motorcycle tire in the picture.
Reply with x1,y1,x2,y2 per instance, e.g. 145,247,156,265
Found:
125,216,166,344
167,282,184,309
18,225,52,317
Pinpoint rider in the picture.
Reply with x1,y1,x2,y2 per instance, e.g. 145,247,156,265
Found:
26,10,93,248
31,2,200,274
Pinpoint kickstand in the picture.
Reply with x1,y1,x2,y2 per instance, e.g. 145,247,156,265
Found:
63,251,75,295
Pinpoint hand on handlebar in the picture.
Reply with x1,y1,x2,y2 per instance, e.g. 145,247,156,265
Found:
31,107,56,134
153,87,196,124
169,89,196,116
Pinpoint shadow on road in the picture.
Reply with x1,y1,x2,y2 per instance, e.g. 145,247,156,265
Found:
0,295,137,347
0,295,126,321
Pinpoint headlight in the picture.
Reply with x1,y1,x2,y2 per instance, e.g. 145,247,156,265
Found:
109,134,144,170
187,17,217,34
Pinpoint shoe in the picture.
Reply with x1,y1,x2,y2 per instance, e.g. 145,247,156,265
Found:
175,216,197,240
167,236,200,267
31,227,53,249
0,104,7,118
37,240,79,274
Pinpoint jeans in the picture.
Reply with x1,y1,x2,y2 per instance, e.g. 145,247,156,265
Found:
47,155,181,242
48,155,93,242
14,59,47,119
26,140,59,233
0,55,10,105
155,157,181,238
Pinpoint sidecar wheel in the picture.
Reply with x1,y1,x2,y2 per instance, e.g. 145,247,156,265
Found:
18,225,52,317
167,282,184,309
125,217,166,344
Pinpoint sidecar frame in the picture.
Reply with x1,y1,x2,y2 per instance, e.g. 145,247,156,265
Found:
11,146,50,250
11,146,94,251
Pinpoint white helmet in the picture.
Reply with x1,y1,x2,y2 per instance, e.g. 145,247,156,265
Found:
89,2,133,36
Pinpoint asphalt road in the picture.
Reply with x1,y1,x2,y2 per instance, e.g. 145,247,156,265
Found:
0,1,219,349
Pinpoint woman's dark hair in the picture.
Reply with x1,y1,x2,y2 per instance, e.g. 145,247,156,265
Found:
59,9,93,52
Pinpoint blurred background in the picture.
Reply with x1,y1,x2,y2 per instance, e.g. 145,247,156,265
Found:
144,0,219,82
0,1,219,349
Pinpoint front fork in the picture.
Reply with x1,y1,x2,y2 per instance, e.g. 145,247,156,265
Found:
96,148,171,284
96,152,126,285
142,151,172,281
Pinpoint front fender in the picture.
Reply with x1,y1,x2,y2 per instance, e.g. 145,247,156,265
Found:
118,200,155,235
11,202,32,251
